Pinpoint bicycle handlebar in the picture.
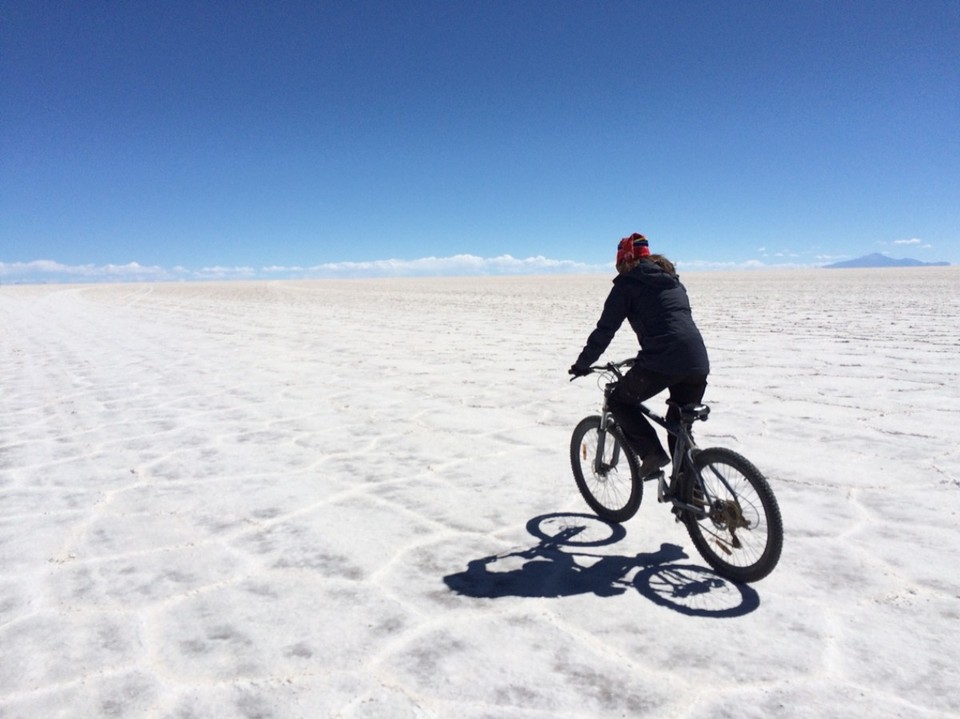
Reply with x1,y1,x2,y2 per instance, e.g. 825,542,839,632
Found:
570,358,635,381
593,358,634,372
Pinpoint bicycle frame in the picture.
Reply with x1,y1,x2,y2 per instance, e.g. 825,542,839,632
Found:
592,361,714,520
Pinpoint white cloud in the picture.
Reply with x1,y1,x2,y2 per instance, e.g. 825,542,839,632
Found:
0,259,174,281
879,237,933,250
0,255,607,284
892,237,933,249
0,259,76,276
196,266,257,280
678,257,823,271
278,254,606,278
2,251,841,284
99,262,169,277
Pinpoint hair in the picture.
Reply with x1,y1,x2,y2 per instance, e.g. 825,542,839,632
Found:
644,254,677,276
619,253,677,277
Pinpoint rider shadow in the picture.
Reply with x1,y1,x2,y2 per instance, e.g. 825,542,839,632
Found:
443,512,760,618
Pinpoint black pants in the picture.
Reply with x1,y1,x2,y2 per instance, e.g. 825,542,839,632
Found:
608,368,707,458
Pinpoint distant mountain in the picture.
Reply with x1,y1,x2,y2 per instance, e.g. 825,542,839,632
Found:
824,253,950,269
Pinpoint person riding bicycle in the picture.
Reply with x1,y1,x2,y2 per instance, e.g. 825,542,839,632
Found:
569,233,710,477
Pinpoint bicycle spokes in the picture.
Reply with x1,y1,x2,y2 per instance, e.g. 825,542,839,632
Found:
682,448,782,583
570,416,643,523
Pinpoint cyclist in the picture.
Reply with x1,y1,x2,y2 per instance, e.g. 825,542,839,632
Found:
569,233,710,477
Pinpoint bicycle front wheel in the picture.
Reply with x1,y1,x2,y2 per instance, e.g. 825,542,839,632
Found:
570,415,642,523
683,447,783,583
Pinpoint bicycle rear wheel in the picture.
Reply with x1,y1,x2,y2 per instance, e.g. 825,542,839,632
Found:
570,415,642,523
683,447,783,583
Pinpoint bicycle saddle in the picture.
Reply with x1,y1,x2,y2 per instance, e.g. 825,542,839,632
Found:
667,401,711,422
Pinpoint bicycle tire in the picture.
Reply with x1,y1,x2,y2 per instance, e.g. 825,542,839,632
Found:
570,415,642,523
682,447,783,583
526,513,627,548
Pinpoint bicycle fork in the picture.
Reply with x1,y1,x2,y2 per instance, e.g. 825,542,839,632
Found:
594,411,622,476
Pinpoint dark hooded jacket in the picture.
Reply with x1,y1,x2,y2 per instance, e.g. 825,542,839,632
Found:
574,261,710,375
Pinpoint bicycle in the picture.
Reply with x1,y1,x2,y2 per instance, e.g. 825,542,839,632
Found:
570,358,783,583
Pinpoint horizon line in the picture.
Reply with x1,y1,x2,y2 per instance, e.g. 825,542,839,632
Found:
0,252,949,285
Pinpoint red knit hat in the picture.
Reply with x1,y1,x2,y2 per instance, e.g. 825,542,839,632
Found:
616,233,650,267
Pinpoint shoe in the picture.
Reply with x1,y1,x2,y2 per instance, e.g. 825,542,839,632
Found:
639,449,670,478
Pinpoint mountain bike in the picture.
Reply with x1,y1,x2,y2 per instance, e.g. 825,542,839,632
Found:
570,359,783,583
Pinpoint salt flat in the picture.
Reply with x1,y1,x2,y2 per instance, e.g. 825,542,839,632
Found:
1,268,959,718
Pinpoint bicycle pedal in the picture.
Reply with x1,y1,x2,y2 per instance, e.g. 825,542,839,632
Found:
656,473,671,502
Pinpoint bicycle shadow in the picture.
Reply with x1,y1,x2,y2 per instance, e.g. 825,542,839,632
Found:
443,512,760,618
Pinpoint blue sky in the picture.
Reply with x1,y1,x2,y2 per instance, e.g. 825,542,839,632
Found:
2,1,958,282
